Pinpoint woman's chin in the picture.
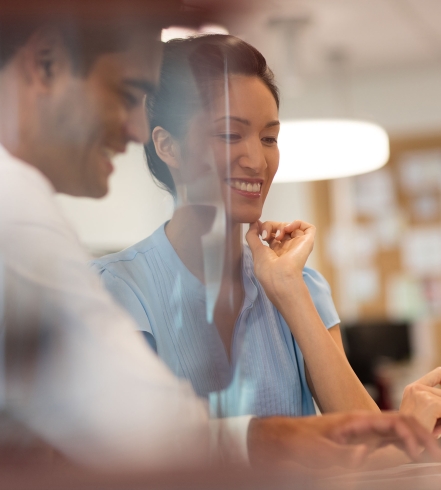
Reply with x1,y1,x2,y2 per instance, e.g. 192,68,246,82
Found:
229,210,262,225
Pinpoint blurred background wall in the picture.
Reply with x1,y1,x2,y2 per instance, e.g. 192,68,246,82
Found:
57,0,441,407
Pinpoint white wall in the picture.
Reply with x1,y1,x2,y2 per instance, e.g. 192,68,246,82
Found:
280,62,441,136
56,143,173,254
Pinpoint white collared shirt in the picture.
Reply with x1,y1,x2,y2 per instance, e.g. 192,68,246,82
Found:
0,145,251,471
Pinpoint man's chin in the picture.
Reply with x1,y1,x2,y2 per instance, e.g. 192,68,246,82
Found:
87,184,109,199
72,180,109,199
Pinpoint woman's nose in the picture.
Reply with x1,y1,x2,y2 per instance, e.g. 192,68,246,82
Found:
237,139,267,173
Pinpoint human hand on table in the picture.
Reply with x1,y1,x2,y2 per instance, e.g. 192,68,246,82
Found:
246,220,315,305
400,367,441,437
248,411,441,470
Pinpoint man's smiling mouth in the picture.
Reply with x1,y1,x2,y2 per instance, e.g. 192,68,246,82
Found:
103,147,118,160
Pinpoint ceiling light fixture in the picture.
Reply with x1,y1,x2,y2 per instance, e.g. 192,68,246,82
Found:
161,23,228,42
270,19,390,183
275,119,390,183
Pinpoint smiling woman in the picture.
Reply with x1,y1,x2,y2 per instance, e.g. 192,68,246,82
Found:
91,35,379,419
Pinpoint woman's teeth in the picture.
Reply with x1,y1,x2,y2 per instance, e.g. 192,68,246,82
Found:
232,181,261,193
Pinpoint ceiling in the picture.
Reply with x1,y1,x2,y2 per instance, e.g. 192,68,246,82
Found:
220,0,441,80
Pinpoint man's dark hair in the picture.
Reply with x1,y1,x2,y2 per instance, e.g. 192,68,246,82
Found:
0,17,136,74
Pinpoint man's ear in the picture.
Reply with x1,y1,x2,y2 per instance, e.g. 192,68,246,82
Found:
22,27,71,90
152,126,181,169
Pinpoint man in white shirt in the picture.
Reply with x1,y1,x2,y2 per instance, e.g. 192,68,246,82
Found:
0,0,439,473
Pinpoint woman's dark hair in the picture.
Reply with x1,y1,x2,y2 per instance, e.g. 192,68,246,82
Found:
145,34,279,199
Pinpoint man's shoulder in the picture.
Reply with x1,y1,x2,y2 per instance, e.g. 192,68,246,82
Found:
0,151,52,190
0,153,64,229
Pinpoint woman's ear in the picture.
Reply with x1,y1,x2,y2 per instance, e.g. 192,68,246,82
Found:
152,127,181,169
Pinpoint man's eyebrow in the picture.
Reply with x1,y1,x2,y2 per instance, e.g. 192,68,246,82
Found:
123,79,157,95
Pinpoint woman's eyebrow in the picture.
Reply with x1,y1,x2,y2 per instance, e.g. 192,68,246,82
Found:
214,116,281,128
265,120,281,128
215,116,250,125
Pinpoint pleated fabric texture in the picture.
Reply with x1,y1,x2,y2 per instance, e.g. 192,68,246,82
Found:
92,224,340,418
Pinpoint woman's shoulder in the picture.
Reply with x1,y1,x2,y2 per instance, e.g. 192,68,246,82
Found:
91,223,167,276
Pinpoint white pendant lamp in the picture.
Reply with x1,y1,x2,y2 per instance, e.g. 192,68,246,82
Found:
274,119,390,183
161,24,228,42
269,19,390,183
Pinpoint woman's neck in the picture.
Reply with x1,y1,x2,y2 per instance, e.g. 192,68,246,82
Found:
165,204,243,284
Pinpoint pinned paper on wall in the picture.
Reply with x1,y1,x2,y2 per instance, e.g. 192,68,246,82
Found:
354,225,379,265
423,278,441,315
375,211,404,249
326,224,379,268
354,168,396,218
398,149,441,194
349,268,380,303
411,195,439,221
386,274,428,320
400,226,441,277
326,225,354,268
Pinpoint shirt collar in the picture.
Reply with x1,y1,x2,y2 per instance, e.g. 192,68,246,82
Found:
0,143,56,195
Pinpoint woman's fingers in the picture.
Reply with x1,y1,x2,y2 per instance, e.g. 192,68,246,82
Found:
291,229,305,238
416,367,441,388
246,222,275,265
259,221,287,242
247,222,266,253
400,369,441,434
259,220,316,243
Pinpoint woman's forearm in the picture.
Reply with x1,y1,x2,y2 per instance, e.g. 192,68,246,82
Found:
273,276,379,413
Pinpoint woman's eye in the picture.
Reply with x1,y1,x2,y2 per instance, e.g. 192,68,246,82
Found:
218,133,241,142
262,137,278,145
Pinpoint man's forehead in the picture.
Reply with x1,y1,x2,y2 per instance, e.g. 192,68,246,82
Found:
97,35,163,90
0,0,184,24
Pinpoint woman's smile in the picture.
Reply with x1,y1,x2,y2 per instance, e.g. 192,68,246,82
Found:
226,178,263,199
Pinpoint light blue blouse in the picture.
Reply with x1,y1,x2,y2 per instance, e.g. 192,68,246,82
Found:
91,224,340,418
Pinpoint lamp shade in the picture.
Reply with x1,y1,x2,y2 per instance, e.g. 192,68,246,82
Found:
161,24,228,42
274,119,390,182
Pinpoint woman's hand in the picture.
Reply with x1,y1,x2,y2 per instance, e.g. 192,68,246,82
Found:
400,367,441,437
248,219,380,415
259,220,309,244
245,220,316,305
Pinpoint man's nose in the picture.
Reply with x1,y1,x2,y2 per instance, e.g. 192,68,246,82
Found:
126,104,150,145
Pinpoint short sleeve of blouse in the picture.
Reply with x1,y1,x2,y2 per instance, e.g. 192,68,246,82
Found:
302,267,340,329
